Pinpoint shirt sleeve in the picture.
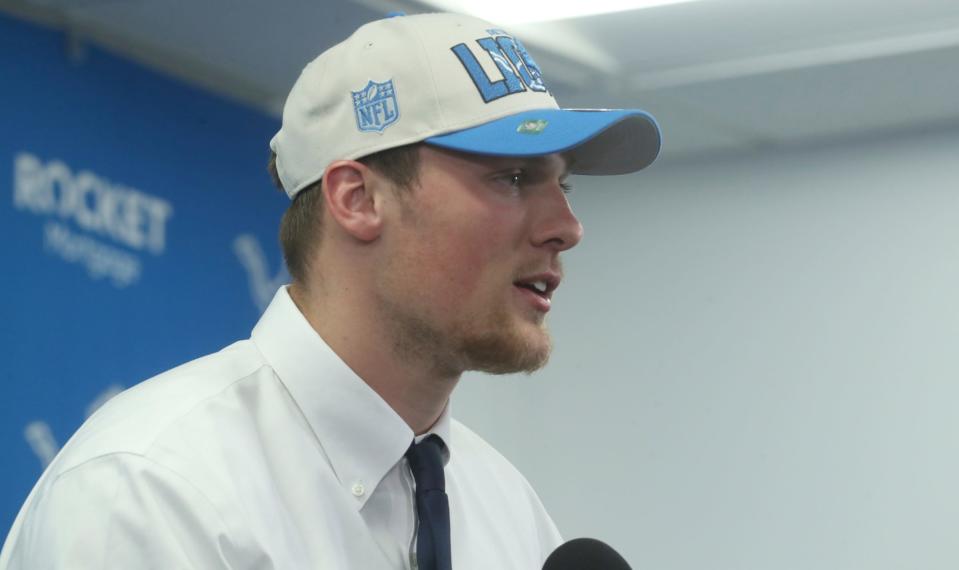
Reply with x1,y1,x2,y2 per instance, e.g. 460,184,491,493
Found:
1,453,253,570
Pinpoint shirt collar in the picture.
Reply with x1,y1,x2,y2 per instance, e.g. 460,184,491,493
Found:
251,287,451,509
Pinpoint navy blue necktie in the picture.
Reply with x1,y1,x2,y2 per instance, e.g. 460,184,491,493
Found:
405,435,452,570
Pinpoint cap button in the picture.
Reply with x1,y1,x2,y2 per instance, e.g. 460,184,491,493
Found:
386,11,406,18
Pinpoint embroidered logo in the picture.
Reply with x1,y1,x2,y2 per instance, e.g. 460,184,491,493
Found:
450,28,548,103
517,119,548,134
352,79,400,133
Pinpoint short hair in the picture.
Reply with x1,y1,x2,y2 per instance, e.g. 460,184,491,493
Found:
268,144,421,285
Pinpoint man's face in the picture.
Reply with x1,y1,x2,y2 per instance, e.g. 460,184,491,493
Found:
374,145,583,376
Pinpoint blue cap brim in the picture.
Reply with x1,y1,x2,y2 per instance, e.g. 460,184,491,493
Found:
424,108,661,175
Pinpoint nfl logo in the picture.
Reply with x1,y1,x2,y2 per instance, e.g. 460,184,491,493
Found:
352,79,400,133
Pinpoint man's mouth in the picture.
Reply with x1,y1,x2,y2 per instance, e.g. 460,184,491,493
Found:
512,272,560,300
514,280,549,296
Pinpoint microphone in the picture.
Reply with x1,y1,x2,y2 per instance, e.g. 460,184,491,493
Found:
543,538,632,570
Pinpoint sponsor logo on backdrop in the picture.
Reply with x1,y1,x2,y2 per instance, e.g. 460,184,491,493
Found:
24,384,124,468
12,152,174,288
233,233,288,312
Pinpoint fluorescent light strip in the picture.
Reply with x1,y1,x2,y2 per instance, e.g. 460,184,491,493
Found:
420,0,703,24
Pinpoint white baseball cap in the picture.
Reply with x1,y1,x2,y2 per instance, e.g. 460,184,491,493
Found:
270,12,661,199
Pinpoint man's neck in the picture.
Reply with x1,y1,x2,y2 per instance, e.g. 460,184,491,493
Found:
288,283,459,435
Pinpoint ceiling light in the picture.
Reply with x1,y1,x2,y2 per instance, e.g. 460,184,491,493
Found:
418,0,703,25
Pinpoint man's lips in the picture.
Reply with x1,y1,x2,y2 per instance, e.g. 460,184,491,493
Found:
512,271,561,312
513,284,552,312
513,271,561,298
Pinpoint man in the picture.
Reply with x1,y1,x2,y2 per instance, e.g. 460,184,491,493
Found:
0,12,660,570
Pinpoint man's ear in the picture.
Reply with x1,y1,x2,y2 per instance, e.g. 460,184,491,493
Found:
322,160,383,242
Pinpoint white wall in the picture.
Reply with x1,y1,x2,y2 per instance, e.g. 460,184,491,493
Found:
454,127,959,570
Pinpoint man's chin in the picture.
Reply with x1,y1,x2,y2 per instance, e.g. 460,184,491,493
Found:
460,323,552,375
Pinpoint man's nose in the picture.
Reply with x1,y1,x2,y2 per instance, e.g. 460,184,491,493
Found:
530,185,584,252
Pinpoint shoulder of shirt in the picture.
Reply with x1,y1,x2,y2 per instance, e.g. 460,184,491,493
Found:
46,338,271,478
448,418,535,489
448,419,563,550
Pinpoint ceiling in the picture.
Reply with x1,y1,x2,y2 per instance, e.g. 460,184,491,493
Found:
5,0,959,163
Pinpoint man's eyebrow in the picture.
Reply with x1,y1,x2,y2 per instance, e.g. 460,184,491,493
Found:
515,155,572,177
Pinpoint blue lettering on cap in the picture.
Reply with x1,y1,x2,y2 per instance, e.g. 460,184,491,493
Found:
450,29,550,104
497,36,546,93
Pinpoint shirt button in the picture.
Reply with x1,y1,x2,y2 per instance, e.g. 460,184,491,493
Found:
351,482,365,497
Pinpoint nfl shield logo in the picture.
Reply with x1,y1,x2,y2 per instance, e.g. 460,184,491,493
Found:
352,79,400,133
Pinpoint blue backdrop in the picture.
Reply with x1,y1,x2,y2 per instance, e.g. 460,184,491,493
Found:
1,13,288,534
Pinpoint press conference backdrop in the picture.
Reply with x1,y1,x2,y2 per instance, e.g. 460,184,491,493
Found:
0,14,286,532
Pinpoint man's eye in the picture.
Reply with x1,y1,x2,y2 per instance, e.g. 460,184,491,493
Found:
496,171,524,191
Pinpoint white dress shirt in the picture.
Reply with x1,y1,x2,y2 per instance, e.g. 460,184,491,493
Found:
0,287,561,569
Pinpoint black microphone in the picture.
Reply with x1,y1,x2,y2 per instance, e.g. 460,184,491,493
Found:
542,538,632,570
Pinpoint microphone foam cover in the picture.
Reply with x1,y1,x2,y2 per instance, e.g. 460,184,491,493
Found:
542,537,632,570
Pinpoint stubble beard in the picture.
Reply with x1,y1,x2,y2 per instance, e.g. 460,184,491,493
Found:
379,201,552,375
379,294,553,377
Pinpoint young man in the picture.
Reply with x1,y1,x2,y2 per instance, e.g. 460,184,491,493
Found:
0,12,660,570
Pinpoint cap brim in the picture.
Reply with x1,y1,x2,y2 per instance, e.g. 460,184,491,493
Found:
424,108,661,175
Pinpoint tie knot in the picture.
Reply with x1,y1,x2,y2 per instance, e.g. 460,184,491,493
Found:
405,434,446,493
